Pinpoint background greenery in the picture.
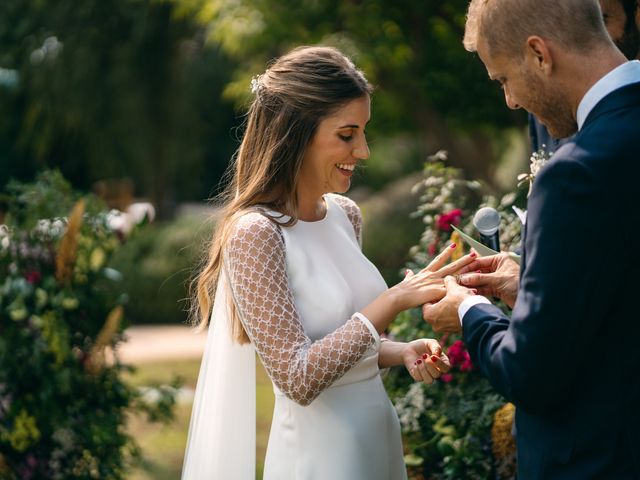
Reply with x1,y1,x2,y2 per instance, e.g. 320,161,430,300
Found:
1,0,531,323
380,153,525,479
109,213,215,325
0,0,534,477
125,358,274,480
1,0,527,212
0,172,178,479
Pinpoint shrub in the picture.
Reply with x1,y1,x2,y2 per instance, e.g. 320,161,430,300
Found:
108,212,215,325
385,151,531,479
0,171,176,479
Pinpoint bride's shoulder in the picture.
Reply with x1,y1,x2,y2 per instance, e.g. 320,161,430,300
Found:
227,209,283,244
327,193,361,218
327,194,362,230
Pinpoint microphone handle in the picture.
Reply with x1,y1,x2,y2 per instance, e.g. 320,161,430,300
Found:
479,233,500,252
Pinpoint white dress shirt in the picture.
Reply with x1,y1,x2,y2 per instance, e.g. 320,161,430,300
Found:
576,60,640,130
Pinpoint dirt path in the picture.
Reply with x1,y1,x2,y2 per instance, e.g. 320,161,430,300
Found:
116,325,207,364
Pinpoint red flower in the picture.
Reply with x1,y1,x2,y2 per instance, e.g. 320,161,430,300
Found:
24,270,42,284
428,241,438,256
447,340,474,372
441,374,454,383
447,340,466,366
436,209,463,232
460,354,474,372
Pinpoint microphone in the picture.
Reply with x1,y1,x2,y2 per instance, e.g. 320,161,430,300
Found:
472,207,501,252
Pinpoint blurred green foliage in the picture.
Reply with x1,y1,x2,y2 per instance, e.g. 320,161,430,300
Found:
202,0,518,128
0,171,177,479
0,0,237,215
191,0,527,187
1,0,526,215
109,212,215,324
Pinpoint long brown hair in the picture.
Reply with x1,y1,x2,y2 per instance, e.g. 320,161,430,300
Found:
191,46,373,343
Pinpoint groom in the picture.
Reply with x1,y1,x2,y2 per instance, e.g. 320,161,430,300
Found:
423,0,640,478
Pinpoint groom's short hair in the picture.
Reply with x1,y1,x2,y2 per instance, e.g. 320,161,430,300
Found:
464,0,611,58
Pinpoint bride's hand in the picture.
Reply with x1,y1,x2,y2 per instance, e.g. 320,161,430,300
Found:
402,338,451,385
392,243,478,310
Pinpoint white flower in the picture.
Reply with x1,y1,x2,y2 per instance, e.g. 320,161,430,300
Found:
518,147,554,196
106,209,132,234
0,225,10,250
35,218,66,238
250,75,264,95
393,383,433,433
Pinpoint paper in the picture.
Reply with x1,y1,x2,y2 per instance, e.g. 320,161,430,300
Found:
512,206,527,225
451,225,521,265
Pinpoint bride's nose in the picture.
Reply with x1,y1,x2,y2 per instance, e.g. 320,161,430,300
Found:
352,138,369,160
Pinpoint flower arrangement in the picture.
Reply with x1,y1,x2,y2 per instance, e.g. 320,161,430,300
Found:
0,171,176,479
385,151,533,479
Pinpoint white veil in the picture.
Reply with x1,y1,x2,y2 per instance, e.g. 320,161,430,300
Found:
181,272,256,479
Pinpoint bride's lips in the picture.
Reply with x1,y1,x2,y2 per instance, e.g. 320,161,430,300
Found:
336,163,356,177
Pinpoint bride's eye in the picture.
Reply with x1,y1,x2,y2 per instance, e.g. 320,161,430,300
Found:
338,133,353,142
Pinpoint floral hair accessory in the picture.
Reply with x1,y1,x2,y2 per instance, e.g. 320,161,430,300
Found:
250,74,264,95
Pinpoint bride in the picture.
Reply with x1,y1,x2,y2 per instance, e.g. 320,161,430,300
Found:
182,45,475,479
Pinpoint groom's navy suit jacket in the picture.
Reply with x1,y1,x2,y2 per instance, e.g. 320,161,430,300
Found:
463,81,640,479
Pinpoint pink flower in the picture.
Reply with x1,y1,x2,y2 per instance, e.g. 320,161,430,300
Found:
436,209,463,232
441,374,454,383
447,340,474,372
460,353,474,372
24,270,42,284
447,340,466,366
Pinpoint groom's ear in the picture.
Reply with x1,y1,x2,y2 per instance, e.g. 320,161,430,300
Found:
525,36,553,76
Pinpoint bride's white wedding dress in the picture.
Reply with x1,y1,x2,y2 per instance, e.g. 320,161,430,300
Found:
182,194,407,479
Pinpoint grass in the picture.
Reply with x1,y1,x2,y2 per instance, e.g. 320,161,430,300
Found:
126,357,274,479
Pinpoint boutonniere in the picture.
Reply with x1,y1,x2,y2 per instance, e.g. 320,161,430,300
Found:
517,147,553,196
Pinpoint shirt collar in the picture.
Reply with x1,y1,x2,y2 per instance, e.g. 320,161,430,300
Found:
576,60,640,130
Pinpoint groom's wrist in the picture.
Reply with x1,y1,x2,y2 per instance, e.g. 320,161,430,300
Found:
458,296,492,325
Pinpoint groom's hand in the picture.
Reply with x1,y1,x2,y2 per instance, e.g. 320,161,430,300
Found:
456,253,520,308
422,276,475,334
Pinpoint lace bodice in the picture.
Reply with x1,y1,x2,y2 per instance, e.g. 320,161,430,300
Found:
223,195,380,406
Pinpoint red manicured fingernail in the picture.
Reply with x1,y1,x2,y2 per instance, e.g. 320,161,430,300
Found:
431,355,439,362
450,243,456,249
476,270,481,273
470,252,477,258
471,289,478,294
416,359,423,365
422,353,429,360
405,269,411,276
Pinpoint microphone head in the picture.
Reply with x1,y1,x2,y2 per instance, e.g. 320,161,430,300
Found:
473,207,500,236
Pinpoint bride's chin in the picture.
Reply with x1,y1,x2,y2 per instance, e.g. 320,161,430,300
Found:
335,182,351,194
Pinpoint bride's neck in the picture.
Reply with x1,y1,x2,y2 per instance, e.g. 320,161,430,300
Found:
297,193,327,222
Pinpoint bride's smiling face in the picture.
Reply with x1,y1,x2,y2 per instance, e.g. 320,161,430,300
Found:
298,95,371,198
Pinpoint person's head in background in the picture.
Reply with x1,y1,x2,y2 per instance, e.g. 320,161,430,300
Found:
599,0,640,60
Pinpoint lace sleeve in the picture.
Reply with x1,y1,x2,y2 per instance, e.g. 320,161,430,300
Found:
223,212,378,406
328,194,362,247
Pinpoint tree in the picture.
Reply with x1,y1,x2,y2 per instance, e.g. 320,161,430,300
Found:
0,0,238,215
192,0,527,188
